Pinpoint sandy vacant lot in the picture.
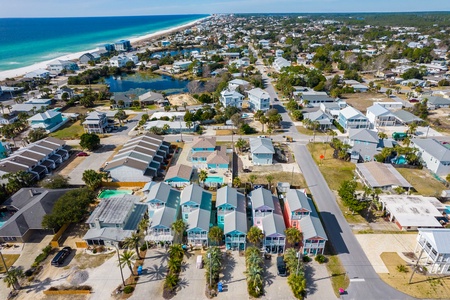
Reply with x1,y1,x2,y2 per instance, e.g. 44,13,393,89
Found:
355,234,417,273
342,92,391,113
168,93,198,106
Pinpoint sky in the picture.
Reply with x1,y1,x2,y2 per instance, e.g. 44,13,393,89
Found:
0,0,449,18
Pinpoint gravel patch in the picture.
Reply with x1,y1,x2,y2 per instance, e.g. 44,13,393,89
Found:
67,267,89,285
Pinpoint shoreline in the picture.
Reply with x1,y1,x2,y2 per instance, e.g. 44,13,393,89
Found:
0,16,209,81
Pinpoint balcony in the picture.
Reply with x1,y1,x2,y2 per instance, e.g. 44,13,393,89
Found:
254,211,273,218
264,240,285,246
188,233,208,239
217,209,235,216
226,236,246,243
291,213,309,220
182,206,199,213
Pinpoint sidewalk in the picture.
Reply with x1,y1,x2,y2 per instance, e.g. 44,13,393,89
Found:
305,260,337,300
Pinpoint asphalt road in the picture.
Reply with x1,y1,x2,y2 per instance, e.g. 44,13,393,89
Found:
250,48,414,299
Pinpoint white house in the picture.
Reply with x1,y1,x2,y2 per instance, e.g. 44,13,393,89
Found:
110,54,139,68
220,87,244,108
272,57,291,72
247,88,270,112
366,104,397,128
415,229,450,274
412,138,450,176
338,106,370,131
24,69,50,79
47,60,78,73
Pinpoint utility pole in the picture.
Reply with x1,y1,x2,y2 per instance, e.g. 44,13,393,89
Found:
208,252,212,288
0,251,9,273
114,241,126,287
409,247,425,284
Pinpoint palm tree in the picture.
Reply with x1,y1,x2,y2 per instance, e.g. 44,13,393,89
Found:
182,102,188,111
173,105,179,111
171,219,187,244
6,105,12,113
378,132,388,140
3,267,24,290
284,227,302,249
233,176,241,188
198,169,208,186
208,226,223,246
266,175,274,190
245,264,263,293
186,121,193,131
119,250,137,276
168,244,184,260
403,136,411,147
0,104,4,115
122,232,143,259
162,124,170,134
260,115,268,133
407,123,418,136
249,174,257,189
235,138,247,154
114,110,127,126
247,226,264,247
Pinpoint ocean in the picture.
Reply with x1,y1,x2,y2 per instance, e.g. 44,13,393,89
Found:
0,14,207,71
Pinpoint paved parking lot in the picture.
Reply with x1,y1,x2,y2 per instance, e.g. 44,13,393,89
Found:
355,234,417,273
217,251,248,300
262,255,294,300
305,260,337,300
130,248,168,300
173,250,206,300
64,145,117,184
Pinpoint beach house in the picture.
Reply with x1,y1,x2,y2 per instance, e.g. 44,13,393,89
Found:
27,110,67,133
282,189,313,230
415,229,450,274
145,182,181,243
249,137,275,165
411,138,450,176
180,184,212,246
190,137,216,166
82,111,109,134
220,87,244,108
46,60,78,73
216,186,247,250
338,106,370,131
247,88,270,112
83,195,147,246
114,40,131,51
164,164,193,187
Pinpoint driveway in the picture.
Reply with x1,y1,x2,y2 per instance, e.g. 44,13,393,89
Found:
305,260,337,300
172,250,206,300
355,234,417,273
129,248,169,300
217,251,248,300
262,255,293,300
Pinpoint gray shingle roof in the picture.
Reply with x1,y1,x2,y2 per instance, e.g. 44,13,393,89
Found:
0,188,73,239
164,164,193,181
413,138,450,162
250,188,275,210
224,209,247,235
300,215,328,240
146,182,172,203
393,110,422,124
349,129,379,144
262,212,286,237
187,208,211,231
427,96,450,106
250,138,275,154
216,186,239,208
286,189,312,213
192,137,216,149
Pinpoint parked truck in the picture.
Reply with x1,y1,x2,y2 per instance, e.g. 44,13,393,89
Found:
392,132,408,141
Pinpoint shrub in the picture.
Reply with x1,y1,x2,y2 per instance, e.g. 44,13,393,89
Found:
34,246,53,266
302,256,312,263
140,243,148,251
123,286,135,294
288,273,307,299
315,254,327,264
92,248,97,254
396,264,408,273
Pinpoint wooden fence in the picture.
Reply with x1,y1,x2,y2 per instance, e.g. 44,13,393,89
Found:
101,181,147,188
50,223,70,248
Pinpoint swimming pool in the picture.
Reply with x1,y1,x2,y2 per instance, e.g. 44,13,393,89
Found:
98,189,133,199
205,176,223,183
445,206,450,215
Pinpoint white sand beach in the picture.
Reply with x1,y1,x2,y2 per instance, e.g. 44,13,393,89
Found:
0,17,208,81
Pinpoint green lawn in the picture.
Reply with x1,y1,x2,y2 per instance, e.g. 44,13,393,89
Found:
50,120,85,139
396,168,447,197
0,254,20,273
326,255,350,297
295,126,327,136
307,143,355,190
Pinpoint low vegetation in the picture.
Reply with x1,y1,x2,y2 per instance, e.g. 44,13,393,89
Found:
284,248,307,299
326,254,350,297
380,252,450,299
245,247,264,298
42,188,96,229
32,245,53,268
50,120,85,139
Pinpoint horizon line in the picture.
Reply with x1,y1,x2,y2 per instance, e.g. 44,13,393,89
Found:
0,11,449,19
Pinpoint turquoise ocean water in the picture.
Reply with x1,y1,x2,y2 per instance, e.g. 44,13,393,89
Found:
0,14,207,71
